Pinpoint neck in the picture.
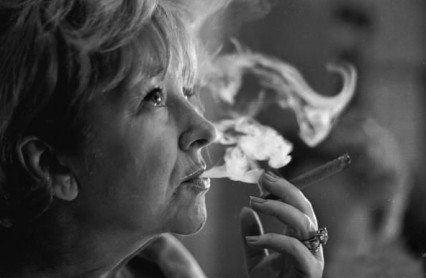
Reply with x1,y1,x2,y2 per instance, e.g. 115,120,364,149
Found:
7,212,157,278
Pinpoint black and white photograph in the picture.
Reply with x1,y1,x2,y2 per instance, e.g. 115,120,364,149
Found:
0,0,425,277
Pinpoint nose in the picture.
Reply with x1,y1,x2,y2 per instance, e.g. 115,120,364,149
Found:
178,104,217,151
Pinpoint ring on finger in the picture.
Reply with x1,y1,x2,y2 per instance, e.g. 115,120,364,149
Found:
301,227,328,253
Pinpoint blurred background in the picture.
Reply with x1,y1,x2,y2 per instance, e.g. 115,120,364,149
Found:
181,0,426,277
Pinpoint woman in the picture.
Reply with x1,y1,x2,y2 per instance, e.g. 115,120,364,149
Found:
0,0,324,277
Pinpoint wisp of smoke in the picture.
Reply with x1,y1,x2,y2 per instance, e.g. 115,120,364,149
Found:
190,0,357,184
202,47,356,183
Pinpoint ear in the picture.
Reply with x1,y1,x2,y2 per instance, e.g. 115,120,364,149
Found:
17,137,79,201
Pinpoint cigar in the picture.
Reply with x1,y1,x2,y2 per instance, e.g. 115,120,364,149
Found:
261,153,351,200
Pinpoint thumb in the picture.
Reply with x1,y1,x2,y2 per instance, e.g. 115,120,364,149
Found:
240,206,268,272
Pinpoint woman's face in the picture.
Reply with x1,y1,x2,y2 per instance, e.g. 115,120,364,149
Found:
67,72,217,236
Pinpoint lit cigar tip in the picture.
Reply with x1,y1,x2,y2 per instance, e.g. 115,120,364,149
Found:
340,153,351,165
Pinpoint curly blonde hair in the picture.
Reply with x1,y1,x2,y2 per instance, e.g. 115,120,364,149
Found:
0,0,207,228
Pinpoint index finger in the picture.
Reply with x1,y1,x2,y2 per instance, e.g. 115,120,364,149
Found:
259,172,318,226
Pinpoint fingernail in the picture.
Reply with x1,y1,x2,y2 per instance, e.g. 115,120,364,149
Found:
245,235,260,244
262,171,280,182
249,196,267,204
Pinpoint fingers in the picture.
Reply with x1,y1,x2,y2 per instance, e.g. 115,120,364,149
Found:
242,172,324,276
240,207,268,272
246,233,324,274
259,172,318,227
250,196,316,240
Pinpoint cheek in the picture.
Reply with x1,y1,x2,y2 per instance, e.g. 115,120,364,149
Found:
160,186,208,235
92,139,177,202
71,136,178,228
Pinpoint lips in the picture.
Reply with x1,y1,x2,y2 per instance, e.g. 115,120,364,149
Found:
182,167,211,191
185,177,211,191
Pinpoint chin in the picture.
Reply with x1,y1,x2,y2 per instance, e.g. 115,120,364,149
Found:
174,219,206,235
170,204,207,235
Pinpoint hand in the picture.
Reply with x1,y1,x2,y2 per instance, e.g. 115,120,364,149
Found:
240,172,324,278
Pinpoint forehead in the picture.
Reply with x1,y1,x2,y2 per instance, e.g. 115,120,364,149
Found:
122,37,197,96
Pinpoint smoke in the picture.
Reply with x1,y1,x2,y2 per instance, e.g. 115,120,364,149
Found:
202,117,293,183
194,1,357,183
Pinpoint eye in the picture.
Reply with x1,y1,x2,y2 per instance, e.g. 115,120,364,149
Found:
183,87,196,100
144,87,166,107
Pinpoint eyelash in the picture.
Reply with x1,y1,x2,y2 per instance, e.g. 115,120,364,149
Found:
143,87,166,108
139,86,196,113
183,87,196,100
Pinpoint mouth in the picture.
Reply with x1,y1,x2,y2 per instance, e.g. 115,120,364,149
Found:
185,177,211,191
182,168,211,191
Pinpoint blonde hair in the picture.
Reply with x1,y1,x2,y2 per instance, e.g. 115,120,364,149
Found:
0,0,208,227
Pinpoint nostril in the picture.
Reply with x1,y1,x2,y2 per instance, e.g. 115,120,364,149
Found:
179,123,217,151
192,138,210,149
181,134,211,151
178,103,217,151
